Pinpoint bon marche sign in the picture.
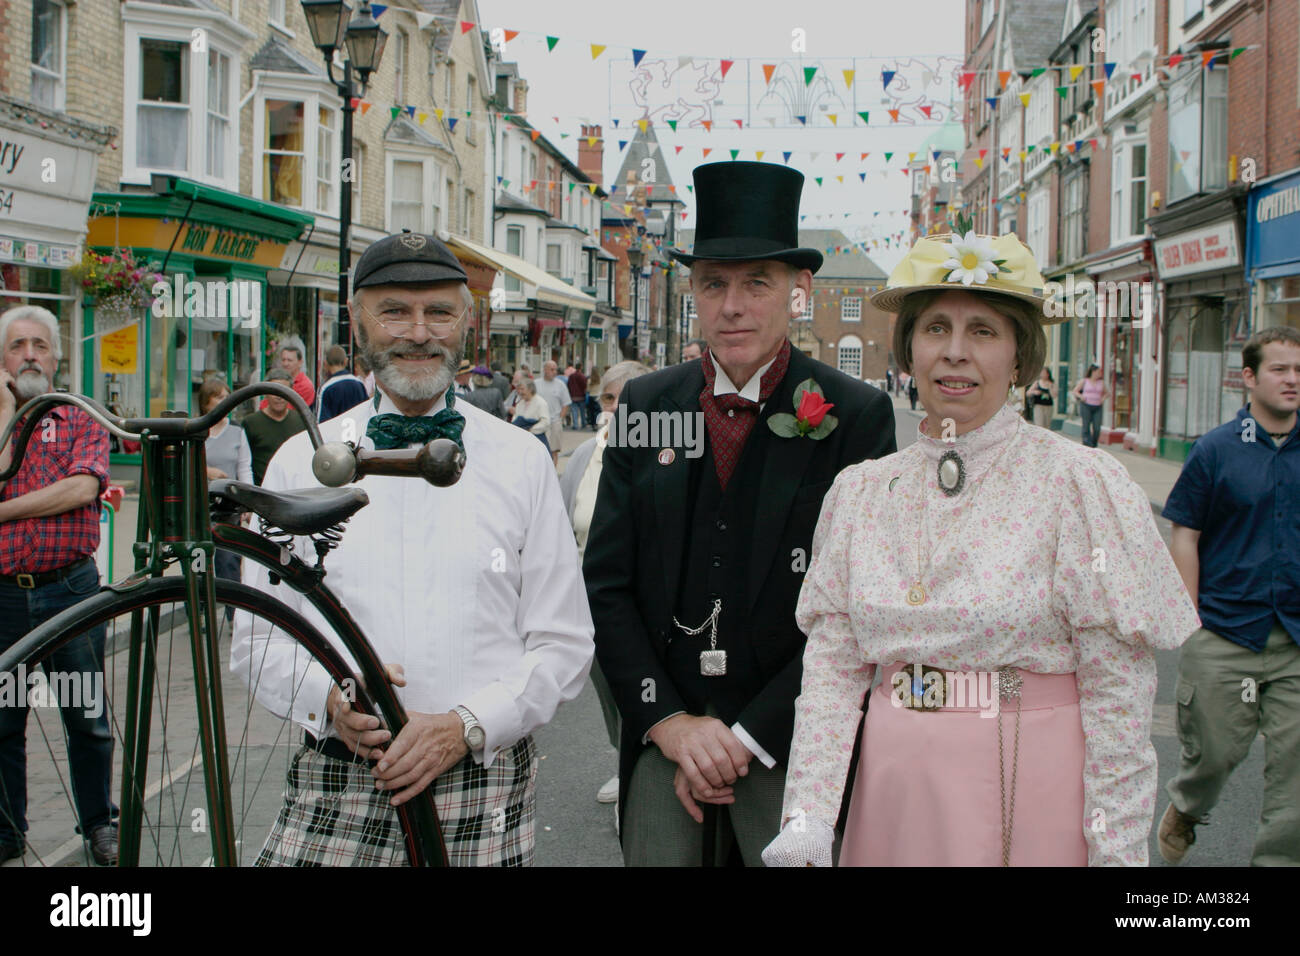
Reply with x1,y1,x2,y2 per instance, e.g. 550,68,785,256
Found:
1154,219,1241,280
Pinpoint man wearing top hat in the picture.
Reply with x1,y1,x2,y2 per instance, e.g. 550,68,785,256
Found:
583,163,897,865
233,230,593,866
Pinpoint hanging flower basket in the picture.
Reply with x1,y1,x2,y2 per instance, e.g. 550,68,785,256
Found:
71,249,164,336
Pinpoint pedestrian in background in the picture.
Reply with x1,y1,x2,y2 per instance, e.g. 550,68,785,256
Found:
558,361,651,809
511,378,551,451
537,361,570,465
200,376,253,620
1072,363,1107,447
0,305,116,866
1159,325,1300,866
463,366,506,419
243,368,306,484
907,373,918,410
490,361,512,405
567,363,588,429
353,352,375,397
317,345,368,422
273,336,316,408
681,339,705,362
1026,367,1056,429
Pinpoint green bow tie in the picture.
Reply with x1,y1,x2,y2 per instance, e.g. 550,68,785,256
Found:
366,393,465,451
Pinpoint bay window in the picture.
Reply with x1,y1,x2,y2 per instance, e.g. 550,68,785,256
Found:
385,153,445,233
253,81,341,214
1168,63,1228,203
207,50,231,180
138,39,190,171
1111,136,1148,243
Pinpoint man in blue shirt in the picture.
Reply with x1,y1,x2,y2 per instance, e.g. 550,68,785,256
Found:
316,344,369,422
1159,326,1300,866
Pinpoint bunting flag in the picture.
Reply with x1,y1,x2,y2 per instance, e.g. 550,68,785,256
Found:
666,119,677,131
1056,86,1069,98
919,105,933,118
882,69,896,89
985,97,998,109
858,111,869,124
804,66,818,85
783,151,792,163
1131,73,1142,82
1103,62,1117,79
1201,51,1219,69
888,109,900,122
978,148,988,159
884,152,893,162
637,119,647,133
843,69,855,88
586,136,597,146
1092,79,1105,97
734,119,744,128
1018,92,1031,107
974,157,984,169
959,71,976,92
350,96,361,109
1050,141,1060,153
546,36,559,51
618,140,627,150
835,152,844,161
756,151,765,161
827,114,838,125
702,148,712,157
1001,147,1011,159
730,149,739,160
720,59,735,78
701,119,713,131
359,101,372,115
762,64,776,83
815,177,823,186
530,129,540,141
859,172,866,181
587,183,598,194
591,44,606,60
404,105,416,118
1031,67,1046,78
861,152,870,160
632,49,646,67
674,145,683,153
1069,64,1086,82
796,115,807,125
503,29,519,42
1230,47,1246,59
390,107,400,119
1167,53,1184,68
1018,150,1027,161
447,118,458,132
998,70,1011,88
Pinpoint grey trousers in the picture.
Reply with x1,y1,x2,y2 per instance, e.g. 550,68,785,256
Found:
622,743,785,867
1165,623,1300,865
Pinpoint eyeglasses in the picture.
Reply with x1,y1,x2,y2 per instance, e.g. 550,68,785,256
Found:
357,302,471,338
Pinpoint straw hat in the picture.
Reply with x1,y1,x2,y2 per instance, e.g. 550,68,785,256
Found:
870,231,1063,323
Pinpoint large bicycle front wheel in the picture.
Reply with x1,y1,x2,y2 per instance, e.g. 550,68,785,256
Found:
0,576,434,867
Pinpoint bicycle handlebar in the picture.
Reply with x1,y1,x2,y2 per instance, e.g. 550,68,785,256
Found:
312,438,466,488
0,382,325,483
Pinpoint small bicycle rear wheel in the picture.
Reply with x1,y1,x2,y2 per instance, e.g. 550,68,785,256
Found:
0,576,431,866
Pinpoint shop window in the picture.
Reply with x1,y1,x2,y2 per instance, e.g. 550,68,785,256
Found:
838,335,863,378
505,227,524,292
389,159,424,232
124,11,240,189
263,99,305,206
316,105,336,212
1168,63,1228,204
138,39,190,171
207,50,231,181
31,0,66,111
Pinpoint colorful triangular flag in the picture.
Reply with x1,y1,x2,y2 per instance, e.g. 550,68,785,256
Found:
546,36,559,51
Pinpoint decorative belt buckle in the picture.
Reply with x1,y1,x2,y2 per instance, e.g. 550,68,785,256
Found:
998,666,1023,701
898,663,945,712
16,573,35,589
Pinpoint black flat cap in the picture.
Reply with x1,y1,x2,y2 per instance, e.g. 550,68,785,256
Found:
353,230,469,289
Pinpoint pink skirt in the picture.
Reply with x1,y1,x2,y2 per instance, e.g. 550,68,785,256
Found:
840,663,1088,866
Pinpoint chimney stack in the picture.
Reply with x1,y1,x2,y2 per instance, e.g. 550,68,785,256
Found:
578,124,604,186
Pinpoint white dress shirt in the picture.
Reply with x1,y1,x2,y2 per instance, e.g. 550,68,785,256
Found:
230,388,595,767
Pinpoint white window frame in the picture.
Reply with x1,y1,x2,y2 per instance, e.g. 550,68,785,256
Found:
393,29,408,105
800,291,814,321
30,0,67,112
121,4,249,189
505,226,524,292
1111,136,1149,245
268,0,287,30
980,0,995,37
841,296,862,321
1167,64,1227,204
462,188,473,235
838,334,863,378
1027,187,1049,270
253,74,341,214
546,243,562,277
383,150,444,233
682,293,696,319
466,74,477,144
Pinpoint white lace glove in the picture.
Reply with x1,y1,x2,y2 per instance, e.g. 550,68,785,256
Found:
761,817,836,867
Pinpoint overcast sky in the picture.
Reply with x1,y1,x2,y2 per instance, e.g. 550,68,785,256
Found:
477,0,966,272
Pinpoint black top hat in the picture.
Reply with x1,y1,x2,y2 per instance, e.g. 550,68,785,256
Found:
354,229,469,289
668,162,823,274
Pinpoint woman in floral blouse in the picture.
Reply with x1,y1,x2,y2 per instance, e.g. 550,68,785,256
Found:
762,232,1200,867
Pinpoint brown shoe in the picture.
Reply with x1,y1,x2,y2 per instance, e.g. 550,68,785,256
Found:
1157,803,1200,864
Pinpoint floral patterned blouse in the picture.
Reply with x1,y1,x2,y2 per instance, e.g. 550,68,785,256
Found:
783,403,1200,866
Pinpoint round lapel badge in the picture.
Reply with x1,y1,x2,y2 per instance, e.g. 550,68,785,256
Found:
658,448,675,466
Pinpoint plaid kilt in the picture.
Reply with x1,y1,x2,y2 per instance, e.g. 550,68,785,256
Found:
256,735,538,867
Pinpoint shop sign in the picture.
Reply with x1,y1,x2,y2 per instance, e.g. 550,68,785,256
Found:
1246,171,1300,274
1154,220,1241,280
0,234,77,266
0,123,100,261
100,324,139,374
179,225,263,261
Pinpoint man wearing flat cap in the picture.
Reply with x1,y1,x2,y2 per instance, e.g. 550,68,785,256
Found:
233,230,594,866
584,162,897,865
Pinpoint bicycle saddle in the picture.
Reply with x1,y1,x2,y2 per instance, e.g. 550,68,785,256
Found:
209,480,369,535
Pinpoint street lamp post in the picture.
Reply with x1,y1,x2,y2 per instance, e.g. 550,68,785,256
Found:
299,0,387,356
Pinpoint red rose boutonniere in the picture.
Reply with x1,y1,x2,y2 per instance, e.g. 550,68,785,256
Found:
768,378,838,439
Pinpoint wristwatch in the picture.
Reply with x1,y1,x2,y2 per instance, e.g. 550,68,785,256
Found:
453,705,485,752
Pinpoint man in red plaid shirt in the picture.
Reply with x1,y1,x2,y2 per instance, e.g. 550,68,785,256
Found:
0,305,114,867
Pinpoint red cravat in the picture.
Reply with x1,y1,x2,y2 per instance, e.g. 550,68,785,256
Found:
699,339,791,490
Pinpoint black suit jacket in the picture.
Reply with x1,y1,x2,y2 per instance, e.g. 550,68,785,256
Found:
583,347,896,811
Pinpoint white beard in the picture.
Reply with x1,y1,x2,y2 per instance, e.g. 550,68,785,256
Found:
13,369,50,402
